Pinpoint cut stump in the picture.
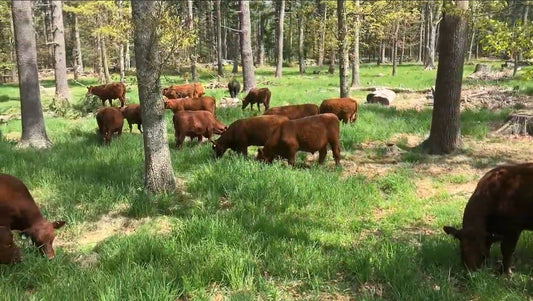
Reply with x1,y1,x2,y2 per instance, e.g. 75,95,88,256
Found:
474,63,491,73
495,112,533,136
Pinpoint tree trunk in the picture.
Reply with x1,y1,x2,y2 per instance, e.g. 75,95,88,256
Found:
125,41,130,70
275,0,285,78
298,6,305,75
240,0,256,92
222,15,227,59
232,32,239,74
287,1,293,63
317,3,326,66
119,43,125,82
257,13,265,67
9,5,17,81
73,13,83,76
96,33,104,82
513,54,519,77
131,0,176,193
350,0,360,88
51,0,70,102
424,2,441,70
101,37,111,83
392,22,399,76
380,41,386,65
215,0,223,76
399,25,405,65
328,51,335,74
418,11,424,63
421,1,469,155
337,0,349,98
187,0,197,81
12,0,51,149
207,1,215,63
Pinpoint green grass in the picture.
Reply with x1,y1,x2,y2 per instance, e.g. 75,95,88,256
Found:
1,62,533,299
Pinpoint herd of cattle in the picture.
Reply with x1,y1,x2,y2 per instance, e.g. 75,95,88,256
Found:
2,80,533,278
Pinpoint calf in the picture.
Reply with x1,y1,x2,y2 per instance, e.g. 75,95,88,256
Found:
242,88,271,111
257,113,341,166
162,83,205,99
211,115,289,158
0,226,21,264
263,104,319,120
120,104,142,133
96,107,124,144
444,163,533,274
319,97,358,123
87,82,126,108
0,174,66,259
228,79,241,98
164,96,216,115
173,111,226,148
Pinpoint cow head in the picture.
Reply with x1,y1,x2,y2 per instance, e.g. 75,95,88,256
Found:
86,86,94,95
23,220,66,259
241,97,249,110
211,140,227,158
256,148,272,163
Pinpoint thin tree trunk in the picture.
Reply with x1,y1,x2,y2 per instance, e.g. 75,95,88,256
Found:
187,0,197,81
287,1,293,63
51,0,69,102
73,13,83,76
337,0,349,97
119,43,125,82
131,0,176,193
275,0,285,78
215,0,223,76
328,51,335,74
207,1,215,63
257,14,265,66
418,12,424,63
424,2,441,70
350,0,360,88
9,5,17,81
513,54,519,77
240,0,256,92
101,37,111,83
298,3,305,75
399,25,405,65
380,41,385,65
222,15,227,59
392,22,399,76
96,33,103,82
317,3,326,66
125,41,130,70
232,32,239,74
12,0,51,149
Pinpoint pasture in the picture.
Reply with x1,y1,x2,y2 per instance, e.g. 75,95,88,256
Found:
1,63,533,300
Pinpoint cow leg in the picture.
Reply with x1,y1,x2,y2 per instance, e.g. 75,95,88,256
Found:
287,153,296,166
331,141,341,165
117,127,122,136
128,122,133,133
119,96,125,108
176,134,185,148
500,232,521,274
138,124,143,133
101,99,106,107
318,147,327,164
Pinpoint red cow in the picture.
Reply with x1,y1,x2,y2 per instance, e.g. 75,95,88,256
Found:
162,83,205,99
173,111,227,148
211,115,289,158
263,104,319,120
96,107,124,144
0,174,66,259
444,163,533,274
242,88,271,111
257,113,341,166
163,96,216,115
87,82,126,108
319,97,358,123
120,104,142,133
0,226,21,264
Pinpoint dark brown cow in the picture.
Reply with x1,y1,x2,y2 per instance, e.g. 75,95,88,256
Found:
87,82,126,108
162,83,205,99
263,104,319,120
242,88,271,111
96,107,124,144
0,226,21,264
444,163,533,274
319,97,358,123
120,104,142,133
163,96,216,115
173,111,227,148
211,115,289,158
0,174,66,259
257,113,341,166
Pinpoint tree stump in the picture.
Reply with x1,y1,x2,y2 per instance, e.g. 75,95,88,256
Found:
474,63,491,73
495,112,533,136
366,88,396,106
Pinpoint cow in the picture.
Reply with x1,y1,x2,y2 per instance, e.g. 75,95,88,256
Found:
96,107,124,145
163,96,216,115
211,115,289,158
0,226,21,264
263,104,319,120
319,97,358,123
228,79,241,98
173,111,227,148
256,113,341,166
242,88,271,111
444,163,533,274
87,82,126,108
162,83,205,99
120,103,142,133
0,174,66,260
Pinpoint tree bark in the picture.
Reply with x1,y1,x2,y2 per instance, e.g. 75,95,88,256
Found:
421,0,469,155
232,32,239,74
350,0,360,88
392,22,399,76
298,5,305,75
328,50,335,74
9,5,17,81
187,0,197,81
101,37,111,83
418,11,424,63
399,24,405,65
125,41,130,70
317,2,326,67
73,13,83,76
240,0,256,92
257,13,265,67
275,0,285,78
216,0,223,76
51,0,70,102
96,33,103,82
337,0,349,98
12,0,51,149
424,1,441,70
119,43,125,82
287,1,293,63
131,0,176,193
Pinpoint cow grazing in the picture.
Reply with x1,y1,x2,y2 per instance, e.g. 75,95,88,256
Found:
242,88,271,111
96,107,124,144
263,104,319,120
0,226,21,264
211,115,289,158
0,174,66,259
257,113,341,166
319,97,358,123
444,163,533,274
228,79,241,98
87,82,126,108
164,96,216,115
120,104,142,133
162,83,205,99
173,111,227,148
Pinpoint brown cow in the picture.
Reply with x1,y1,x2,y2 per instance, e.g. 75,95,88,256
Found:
87,82,126,108
120,104,142,133
242,88,271,111
0,174,66,259
163,96,216,115
162,83,205,99
211,115,289,158
257,113,341,166
0,226,21,264
96,107,124,144
319,97,358,123
173,111,227,148
444,163,533,274
263,104,319,120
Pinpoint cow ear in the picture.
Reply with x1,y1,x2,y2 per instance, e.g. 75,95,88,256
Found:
52,221,66,229
443,226,462,240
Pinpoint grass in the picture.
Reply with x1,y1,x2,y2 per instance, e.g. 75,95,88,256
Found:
1,62,533,299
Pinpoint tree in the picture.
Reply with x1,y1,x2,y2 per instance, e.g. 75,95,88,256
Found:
131,0,176,193
215,0,223,76
187,0,197,81
51,0,69,102
421,1,469,154
424,1,442,70
350,0,361,88
275,0,285,78
72,12,83,79
337,0,349,97
239,0,256,92
12,0,51,149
